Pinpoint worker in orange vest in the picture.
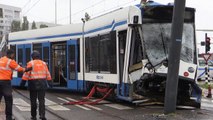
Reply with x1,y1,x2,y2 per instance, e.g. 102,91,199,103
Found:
0,49,32,120
21,50,52,120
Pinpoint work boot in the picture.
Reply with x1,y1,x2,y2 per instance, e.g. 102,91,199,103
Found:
40,118,47,120
6,116,15,120
31,117,37,120
39,116,47,120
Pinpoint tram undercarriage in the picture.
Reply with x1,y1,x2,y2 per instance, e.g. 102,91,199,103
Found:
130,68,202,108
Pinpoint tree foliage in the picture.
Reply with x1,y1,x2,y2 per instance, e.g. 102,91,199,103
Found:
11,20,21,32
40,24,48,28
22,16,29,30
31,21,37,29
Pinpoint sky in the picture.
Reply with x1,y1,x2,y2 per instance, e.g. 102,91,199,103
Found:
0,0,213,53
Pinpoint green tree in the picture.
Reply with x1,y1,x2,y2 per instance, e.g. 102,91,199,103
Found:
11,20,21,32
31,21,37,29
22,16,29,30
40,24,48,28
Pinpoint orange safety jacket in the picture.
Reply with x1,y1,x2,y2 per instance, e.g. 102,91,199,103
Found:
0,56,25,80
22,60,51,81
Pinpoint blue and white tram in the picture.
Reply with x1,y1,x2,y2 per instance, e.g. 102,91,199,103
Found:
0,1,201,107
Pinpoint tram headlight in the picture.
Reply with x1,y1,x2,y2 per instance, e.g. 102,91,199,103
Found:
188,67,195,73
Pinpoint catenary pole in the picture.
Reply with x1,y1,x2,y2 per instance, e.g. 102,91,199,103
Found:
164,0,186,114
70,0,72,24
55,0,57,24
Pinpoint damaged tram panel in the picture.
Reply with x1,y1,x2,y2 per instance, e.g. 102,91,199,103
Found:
128,6,201,108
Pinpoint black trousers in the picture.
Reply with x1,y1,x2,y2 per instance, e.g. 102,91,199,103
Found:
30,90,46,118
0,81,13,120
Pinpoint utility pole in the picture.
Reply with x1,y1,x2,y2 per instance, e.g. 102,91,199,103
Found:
55,0,57,24
164,0,186,114
69,0,72,24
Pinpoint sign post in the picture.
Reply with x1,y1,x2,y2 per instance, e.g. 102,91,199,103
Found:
202,53,212,83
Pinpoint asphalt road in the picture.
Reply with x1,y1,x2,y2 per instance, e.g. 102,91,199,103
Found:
1,88,213,120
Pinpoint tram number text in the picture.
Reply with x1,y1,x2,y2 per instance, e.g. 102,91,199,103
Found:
96,75,103,79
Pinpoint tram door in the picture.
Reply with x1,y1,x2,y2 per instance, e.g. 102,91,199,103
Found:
16,44,31,85
51,42,67,87
42,42,51,69
67,40,79,90
118,30,127,96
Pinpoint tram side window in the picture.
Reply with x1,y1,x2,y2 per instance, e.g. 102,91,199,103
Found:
131,29,143,65
33,43,42,59
86,36,99,72
10,45,16,59
85,32,117,74
26,48,31,62
77,39,80,72
43,47,49,66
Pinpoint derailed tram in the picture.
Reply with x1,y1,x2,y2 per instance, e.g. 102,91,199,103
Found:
0,1,201,107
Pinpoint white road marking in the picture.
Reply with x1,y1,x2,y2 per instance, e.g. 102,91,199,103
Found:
104,104,133,110
91,99,111,104
201,99,209,102
84,104,102,111
202,102,213,108
45,98,70,111
13,98,31,111
67,97,103,111
63,97,91,111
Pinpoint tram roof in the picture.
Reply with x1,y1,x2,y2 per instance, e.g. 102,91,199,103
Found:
8,6,141,43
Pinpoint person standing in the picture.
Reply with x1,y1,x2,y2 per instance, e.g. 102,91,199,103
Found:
0,49,31,120
21,50,52,120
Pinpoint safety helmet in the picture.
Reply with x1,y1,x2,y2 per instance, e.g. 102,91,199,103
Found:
31,50,40,59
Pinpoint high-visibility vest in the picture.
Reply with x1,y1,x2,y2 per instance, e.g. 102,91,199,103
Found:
22,60,51,80
0,56,24,80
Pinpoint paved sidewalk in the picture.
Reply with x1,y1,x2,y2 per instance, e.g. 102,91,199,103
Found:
0,101,28,120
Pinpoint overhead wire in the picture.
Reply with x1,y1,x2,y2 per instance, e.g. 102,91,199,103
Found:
59,0,138,23
22,0,41,15
22,0,31,9
57,0,106,22
91,0,137,20
73,0,137,23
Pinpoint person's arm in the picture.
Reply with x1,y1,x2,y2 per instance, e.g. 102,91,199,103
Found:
9,60,32,72
9,60,25,72
20,62,32,87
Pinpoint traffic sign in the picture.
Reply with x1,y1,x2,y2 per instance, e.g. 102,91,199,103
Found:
202,53,212,62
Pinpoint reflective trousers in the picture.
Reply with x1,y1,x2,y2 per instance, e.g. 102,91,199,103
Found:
0,81,13,120
29,90,46,118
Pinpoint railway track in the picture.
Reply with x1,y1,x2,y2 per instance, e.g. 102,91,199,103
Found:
13,88,128,120
13,88,67,120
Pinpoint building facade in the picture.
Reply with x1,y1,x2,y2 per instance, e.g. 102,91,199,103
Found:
0,4,21,38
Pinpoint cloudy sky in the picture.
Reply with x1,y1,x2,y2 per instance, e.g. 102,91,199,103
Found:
0,0,213,53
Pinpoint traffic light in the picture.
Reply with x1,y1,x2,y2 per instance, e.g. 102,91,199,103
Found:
206,34,211,53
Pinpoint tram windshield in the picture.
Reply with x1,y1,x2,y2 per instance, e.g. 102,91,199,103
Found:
141,6,196,67
142,23,195,66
